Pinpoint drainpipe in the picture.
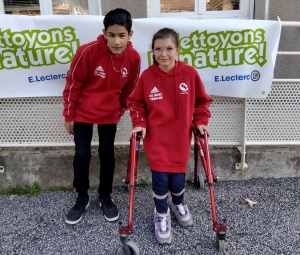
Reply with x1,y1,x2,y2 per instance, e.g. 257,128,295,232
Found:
235,99,248,170
264,0,269,20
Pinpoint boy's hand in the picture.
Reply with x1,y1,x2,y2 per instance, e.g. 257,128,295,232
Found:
65,121,74,134
196,125,209,135
118,108,125,121
131,126,146,138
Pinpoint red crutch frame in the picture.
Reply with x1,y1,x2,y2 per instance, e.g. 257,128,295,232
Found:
119,132,142,255
119,129,227,253
193,128,227,251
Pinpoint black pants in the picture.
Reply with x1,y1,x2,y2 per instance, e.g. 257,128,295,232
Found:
73,122,117,198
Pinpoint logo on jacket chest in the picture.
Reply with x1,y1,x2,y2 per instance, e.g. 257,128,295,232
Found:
149,87,163,101
121,67,128,78
94,66,128,78
94,66,105,78
179,83,188,94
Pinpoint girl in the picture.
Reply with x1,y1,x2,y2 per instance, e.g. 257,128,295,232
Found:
128,28,212,244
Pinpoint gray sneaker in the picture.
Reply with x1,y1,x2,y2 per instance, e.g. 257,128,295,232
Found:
154,208,172,244
170,201,193,227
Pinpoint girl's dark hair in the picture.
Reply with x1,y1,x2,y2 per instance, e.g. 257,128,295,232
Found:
103,8,132,33
151,28,179,65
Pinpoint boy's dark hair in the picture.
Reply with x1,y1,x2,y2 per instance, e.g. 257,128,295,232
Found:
103,8,132,33
151,28,179,65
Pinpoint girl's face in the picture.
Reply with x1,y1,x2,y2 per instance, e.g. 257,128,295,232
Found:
103,25,133,55
153,37,179,70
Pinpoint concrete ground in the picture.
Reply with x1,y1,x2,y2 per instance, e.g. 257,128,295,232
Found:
0,177,299,255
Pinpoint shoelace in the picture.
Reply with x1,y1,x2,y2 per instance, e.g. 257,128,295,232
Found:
157,216,167,232
156,213,168,232
176,204,186,215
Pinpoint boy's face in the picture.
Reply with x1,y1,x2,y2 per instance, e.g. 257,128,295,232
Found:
103,25,133,55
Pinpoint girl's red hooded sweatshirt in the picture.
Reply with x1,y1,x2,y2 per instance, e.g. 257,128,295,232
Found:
128,61,212,173
62,35,140,124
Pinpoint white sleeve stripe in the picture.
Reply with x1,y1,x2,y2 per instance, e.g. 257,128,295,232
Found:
130,48,141,93
66,42,99,117
128,59,141,99
130,105,144,123
132,58,141,91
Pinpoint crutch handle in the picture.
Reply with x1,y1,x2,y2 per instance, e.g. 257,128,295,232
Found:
195,128,210,138
136,131,143,140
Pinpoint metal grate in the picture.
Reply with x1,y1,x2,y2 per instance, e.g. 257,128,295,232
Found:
0,97,70,145
0,97,135,145
246,82,300,142
1,83,299,147
208,96,243,142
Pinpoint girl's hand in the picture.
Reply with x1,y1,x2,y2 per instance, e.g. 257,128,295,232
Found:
196,125,209,135
131,126,146,138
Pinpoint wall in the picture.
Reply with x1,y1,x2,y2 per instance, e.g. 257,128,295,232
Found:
2,145,300,191
101,0,147,18
254,0,265,20
268,0,300,79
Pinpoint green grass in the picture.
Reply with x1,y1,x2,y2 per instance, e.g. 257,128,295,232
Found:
47,186,74,192
0,181,41,197
137,177,151,187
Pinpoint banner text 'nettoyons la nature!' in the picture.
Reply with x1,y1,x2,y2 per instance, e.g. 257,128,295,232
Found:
0,26,80,69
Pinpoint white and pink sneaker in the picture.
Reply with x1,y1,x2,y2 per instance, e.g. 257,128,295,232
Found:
170,201,193,227
154,208,172,244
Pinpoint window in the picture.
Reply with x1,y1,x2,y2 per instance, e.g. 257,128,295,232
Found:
3,0,41,16
150,0,254,19
52,0,88,15
206,0,240,11
0,0,100,15
160,1,194,13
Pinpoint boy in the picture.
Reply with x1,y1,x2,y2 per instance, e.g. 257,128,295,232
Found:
62,8,140,224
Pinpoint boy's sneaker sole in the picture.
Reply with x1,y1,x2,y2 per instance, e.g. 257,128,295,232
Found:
65,201,90,225
98,199,119,222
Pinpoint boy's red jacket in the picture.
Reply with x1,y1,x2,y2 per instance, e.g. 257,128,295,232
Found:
128,61,212,173
62,35,140,124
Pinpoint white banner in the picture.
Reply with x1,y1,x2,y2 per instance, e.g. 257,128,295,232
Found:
0,15,281,98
